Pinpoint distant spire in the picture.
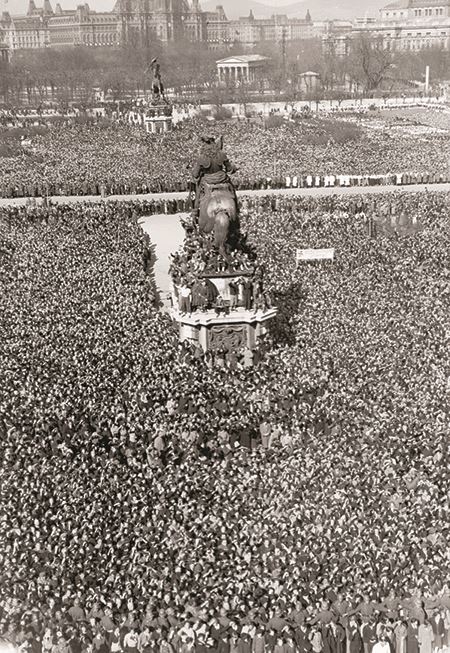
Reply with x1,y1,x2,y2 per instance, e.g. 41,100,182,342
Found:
43,0,53,14
27,0,37,15
305,8,311,22
249,8,254,19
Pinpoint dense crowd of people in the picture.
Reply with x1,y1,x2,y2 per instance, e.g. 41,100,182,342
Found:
1,189,449,653
0,116,449,198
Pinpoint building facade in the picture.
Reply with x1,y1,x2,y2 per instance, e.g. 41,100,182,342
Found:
369,0,450,50
1,0,51,51
216,53,269,82
114,0,191,45
204,5,229,50
183,0,206,42
0,0,327,52
228,10,313,48
0,0,118,50
324,0,450,54
0,22,10,60
49,3,118,47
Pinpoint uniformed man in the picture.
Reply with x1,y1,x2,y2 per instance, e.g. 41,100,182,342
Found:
191,135,238,219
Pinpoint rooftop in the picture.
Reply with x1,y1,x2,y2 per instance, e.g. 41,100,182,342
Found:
383,0,450,6
216,54,269,64
383,0,408,8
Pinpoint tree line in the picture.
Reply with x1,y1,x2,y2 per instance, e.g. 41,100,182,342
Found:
0,36,448,106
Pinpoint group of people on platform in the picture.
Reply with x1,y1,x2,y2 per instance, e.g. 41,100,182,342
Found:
174,275,266,316
1,190,449,653
169,219,268,315
1,116,449,199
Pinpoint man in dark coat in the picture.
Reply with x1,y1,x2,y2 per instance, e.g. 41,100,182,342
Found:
191,136,238,218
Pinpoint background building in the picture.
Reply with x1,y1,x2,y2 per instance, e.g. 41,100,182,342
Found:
0,0,318,51
229,9,313,48
49,3,118,47
370,0,450,50
6,0,445,55
204,5,230,49
0,0,118,49
0,21,10,59
183,0,206,42
216,53,269,82
324,0,450,54
1,0,51,50
114,0,190,45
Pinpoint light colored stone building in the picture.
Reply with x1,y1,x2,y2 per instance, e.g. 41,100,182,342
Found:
0,0,118,50
324,0,450,54
204,5,229,50
228,9,313,49
1,0,51,51
216,54,269,83
371,0,450,50
49,3,118,47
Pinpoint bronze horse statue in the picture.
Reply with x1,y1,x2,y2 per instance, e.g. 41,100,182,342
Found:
197,180,238,257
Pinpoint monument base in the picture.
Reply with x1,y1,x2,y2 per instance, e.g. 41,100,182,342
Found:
171,307,277,354
144,101,173,134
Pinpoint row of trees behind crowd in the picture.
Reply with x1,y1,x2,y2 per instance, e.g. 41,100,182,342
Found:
0,37,448,106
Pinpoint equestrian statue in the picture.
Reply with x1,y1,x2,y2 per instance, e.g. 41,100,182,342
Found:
191,135,239,257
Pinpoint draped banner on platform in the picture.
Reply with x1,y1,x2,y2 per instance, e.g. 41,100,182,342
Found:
296,248,335,264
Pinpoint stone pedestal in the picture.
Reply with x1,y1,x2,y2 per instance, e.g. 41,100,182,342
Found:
144,103,173,134
171,307,277,354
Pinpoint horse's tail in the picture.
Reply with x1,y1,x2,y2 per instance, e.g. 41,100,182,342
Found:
214,210,230,254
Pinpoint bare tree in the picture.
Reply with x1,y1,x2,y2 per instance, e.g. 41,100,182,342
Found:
348,34,393,93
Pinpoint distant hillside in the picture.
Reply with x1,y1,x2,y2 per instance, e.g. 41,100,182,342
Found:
203,0,387,20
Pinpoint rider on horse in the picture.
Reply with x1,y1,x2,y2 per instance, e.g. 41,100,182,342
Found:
191,135,238,219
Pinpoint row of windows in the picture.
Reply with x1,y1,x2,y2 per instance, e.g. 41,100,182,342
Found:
404,38,448,48
414,7,444,15
83,16,112,22
383,36,449,48
383,29,449,38
82,31,117,43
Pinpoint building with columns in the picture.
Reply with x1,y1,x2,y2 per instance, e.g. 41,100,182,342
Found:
216,54,269,83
